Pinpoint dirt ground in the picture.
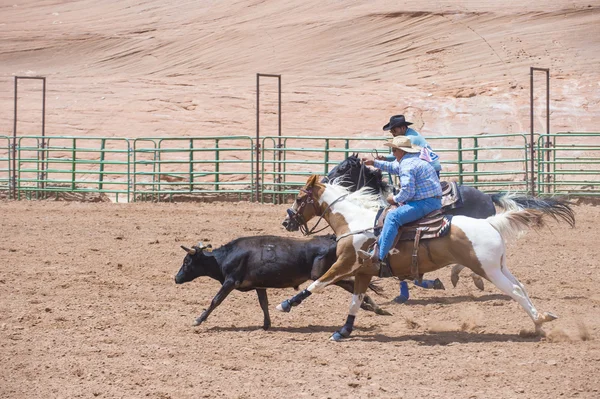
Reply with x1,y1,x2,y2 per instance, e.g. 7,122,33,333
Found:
1,199,599,399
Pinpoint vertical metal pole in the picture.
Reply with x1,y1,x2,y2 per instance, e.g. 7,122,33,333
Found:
530,67,550,196
12,76,47,200
457,138,463,185
215,139,220,191
324,139,330,176
256,73,282,203
473,137,479,189
189,139,194,192
530,67,535,196
40,77,46,195
71,138,76,191
99,138,106,191
255,73,260,202
277,75,282,204
12,77,17,199
545,70,551,193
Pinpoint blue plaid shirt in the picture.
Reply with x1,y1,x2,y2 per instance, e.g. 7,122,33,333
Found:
374,153,442,204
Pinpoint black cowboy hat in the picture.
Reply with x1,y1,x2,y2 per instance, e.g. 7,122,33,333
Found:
382,114,413,131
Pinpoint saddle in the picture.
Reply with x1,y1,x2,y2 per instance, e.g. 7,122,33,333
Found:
373,206,453,281
440,181,462,210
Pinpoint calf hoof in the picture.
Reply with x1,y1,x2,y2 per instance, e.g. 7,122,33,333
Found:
262,322,271,330
192,318,203,326
276,300,292,313
375,307,392,316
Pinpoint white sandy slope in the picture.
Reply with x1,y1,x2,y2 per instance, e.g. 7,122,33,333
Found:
0,1,598,141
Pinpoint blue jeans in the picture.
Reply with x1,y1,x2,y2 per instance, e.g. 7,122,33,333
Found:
378,197,442,260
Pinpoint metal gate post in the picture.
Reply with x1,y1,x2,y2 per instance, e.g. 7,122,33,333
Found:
530,67,550,196
12,76,47,199
256,73,282,202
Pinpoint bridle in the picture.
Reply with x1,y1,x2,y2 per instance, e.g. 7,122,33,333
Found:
286,186,348,236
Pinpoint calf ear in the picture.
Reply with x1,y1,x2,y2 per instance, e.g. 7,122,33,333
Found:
204,244,213,253
196,242,212,251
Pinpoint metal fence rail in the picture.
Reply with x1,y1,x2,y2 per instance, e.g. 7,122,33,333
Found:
132,136,255,202
260,134,530,203
0,136,10,193
1,133,598,202
537,132,600,196
13,136,132,201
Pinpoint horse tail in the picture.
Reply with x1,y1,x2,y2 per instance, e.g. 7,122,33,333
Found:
490,193,575,227
486,209,546,242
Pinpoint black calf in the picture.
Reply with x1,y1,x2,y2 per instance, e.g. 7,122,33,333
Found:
174,235,388,329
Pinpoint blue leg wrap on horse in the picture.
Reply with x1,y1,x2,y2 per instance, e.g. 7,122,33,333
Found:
394,281,410,304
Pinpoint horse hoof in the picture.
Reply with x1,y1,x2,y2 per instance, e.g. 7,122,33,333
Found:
472,275,485,291
276,300,292,313
330,332,344,342
450,272,459,288
543,312,558,322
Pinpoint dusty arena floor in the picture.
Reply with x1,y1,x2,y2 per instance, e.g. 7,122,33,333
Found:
1,200,599,398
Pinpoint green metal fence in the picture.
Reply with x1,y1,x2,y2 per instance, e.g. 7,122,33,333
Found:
260,134,530,203
0,136,10,193
1,133,598,202
13,136,132,201
260,136,385,203
132,136,254,202
537,132,600,196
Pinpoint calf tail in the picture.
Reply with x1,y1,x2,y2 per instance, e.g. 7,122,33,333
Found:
486,209,546,242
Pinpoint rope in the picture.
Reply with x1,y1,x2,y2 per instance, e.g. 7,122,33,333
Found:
335,227,375,242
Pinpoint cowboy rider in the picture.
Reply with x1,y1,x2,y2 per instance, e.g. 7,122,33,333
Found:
380,114,442,178
359,136,443,271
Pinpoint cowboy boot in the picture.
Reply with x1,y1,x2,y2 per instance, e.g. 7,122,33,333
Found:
357,244,394,278
357,242,381,265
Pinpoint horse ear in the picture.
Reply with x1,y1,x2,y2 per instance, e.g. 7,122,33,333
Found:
306,174,319,187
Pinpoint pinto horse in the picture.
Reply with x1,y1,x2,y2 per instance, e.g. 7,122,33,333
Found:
321,153,576,289
278,175,573,341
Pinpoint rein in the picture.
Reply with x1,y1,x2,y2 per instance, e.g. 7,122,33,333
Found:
357,161,367,190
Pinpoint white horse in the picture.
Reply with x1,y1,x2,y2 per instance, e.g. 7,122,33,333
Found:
279,175,560,341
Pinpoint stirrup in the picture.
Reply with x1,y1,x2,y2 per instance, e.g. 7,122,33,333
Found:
357,250,394,277
357,249,373,261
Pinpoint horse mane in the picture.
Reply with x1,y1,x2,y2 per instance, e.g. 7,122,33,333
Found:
324,181,386,211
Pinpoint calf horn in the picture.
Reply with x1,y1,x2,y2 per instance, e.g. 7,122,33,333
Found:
180,245,196,255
